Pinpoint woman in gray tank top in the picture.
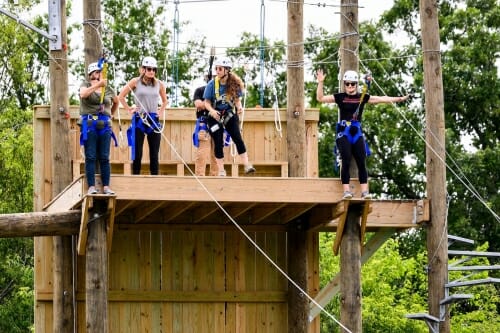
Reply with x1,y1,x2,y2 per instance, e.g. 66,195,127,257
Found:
118,57,168,175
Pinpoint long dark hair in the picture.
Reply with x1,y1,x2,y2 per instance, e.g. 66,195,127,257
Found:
226,72,244,101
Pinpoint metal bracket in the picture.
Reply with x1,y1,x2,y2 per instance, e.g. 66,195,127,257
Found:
48,0,62,50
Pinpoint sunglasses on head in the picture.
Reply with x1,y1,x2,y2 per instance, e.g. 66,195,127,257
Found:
344,81,357,87
144,67,157,72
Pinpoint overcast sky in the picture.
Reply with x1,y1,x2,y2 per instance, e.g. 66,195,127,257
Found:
173,0,394,48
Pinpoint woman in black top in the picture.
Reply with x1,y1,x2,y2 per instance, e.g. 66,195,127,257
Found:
316,69,410,199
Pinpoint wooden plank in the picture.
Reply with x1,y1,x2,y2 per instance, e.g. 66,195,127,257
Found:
37,290,288,303
133,201,165,223
109,176,345,203
77,196,90,255
43,176,85,213
360,201,371,253
107,197,116,252
332,201,349,255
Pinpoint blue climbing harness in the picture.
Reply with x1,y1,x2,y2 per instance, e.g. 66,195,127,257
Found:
336,120,363,145
79,113,117,146
192,115,232,148
333,120,371,171
192,116,209,148
127,112,162,160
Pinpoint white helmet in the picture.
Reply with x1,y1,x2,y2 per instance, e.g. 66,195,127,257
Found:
142,56,158,68
87,62,100,75
214,56,232,69
343,70,359,82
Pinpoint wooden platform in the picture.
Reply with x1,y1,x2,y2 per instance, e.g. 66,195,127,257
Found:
44,175,429,233
33,106,429,332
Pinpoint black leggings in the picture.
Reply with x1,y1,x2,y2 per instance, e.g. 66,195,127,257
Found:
207,112,246,159
336,136,368,184
133,128,161,175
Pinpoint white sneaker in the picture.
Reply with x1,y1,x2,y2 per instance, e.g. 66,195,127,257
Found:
218,170,227,177
361,191,372,199
87,186,98,195
244,165,256,174
342,191,353,199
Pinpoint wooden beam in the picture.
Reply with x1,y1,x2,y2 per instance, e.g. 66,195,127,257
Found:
106,196,116,252
163,201,197,223
77,196,90,255
108,176,345,203
332,201,350,255
43,176,84,213
250,203,288,224
36,290,288,303
117,223,288,232
0,211,80,237
360,201,371,252
133,201,166,223
35,106,320,123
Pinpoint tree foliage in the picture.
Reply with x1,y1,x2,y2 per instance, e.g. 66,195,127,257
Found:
100,0,206,106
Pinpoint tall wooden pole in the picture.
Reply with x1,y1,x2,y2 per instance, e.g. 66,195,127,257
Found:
287,0,305,177
82,1,109,332
85,203,109,332
420,1,448,332
286,1,309,333
340,210,362,332
49,1,75,332
339,1,362,332
339,0,359,177
339,0,359,80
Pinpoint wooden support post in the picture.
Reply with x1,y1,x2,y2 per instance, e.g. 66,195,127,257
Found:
86,201,109,333
420,1,448,332
287,0,306,177
49,0,75,331
340,208,362,332
82,2,109,332
287,220,309,333
340,0,360,185
286,2,309,332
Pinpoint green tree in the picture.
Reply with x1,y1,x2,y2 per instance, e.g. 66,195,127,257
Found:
226,32,288,108
0,104,34,331
101,0,206,106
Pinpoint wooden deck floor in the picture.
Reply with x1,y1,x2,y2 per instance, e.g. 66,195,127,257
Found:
44,175,428,232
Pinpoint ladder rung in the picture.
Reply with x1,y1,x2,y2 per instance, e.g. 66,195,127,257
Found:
440,294,473,305
448,234,474,245
446,277,500,288
406,313,439,323
448,250,500,257
448,265,500,271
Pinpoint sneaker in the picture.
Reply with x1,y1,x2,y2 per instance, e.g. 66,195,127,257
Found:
244,164,256,174
343,191,353,199
361,191,372,199
218,169,227,177
87,186,98,195
103,187,115,195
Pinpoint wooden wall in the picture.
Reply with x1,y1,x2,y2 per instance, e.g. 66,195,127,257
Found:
33,106,320,332
34,106,319,179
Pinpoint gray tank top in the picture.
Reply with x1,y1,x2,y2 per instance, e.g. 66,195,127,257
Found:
134,78,160,113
